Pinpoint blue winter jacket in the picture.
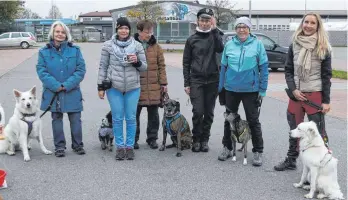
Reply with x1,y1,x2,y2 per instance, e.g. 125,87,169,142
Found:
36,41,86,113
218,34,269,93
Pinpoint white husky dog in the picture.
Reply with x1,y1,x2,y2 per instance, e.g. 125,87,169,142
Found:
0,86,52,161
291,121,344,200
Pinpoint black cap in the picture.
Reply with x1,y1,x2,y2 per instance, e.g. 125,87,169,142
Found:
116,17,131,31
197,8,214,19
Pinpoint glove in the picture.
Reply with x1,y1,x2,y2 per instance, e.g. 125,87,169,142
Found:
259,91,266,97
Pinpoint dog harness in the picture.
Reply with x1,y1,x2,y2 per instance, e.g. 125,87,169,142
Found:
21,113,36,136
232,127,247,143
301,145,333,167
165,113,187,136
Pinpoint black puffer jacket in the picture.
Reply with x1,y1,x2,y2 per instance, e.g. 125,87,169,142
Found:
183,28,224,87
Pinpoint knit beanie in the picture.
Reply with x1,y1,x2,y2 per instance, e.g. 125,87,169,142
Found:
234,17,252,29
116,17,131,32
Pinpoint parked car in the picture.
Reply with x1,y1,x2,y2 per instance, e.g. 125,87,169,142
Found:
0,32,37,49
222,32,288,71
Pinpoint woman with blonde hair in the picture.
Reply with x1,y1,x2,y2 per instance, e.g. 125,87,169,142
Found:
37,21,86,157
274,12,332,171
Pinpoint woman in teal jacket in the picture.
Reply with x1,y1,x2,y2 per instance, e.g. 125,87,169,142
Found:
36,21,86,157
217,17,269,167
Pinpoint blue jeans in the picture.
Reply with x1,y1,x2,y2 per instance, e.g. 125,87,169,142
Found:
106,87,140,148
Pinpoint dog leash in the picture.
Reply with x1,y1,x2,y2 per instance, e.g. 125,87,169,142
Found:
40,92,59,118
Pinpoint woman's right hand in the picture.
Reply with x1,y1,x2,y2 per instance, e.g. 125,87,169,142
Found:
98,91,105,99
292,89,307,101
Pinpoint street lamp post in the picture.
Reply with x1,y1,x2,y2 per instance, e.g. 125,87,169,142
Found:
249,0,251,19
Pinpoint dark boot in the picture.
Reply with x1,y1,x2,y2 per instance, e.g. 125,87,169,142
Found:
55,149,65,157
148,140,158,149
274,157,297,171
73,147,85,155
200,141,209,152
115,148,126,160
126,148,135,160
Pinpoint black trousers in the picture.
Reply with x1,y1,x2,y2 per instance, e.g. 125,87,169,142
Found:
222,91,264,153
190,82,218,142
135,105,159,143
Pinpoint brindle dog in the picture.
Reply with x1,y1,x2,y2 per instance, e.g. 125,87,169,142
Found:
159,93,192,157
224,112,251,165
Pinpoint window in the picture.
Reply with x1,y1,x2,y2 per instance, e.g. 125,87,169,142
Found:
11,33,21,38
21,33,30,37
0,33,10,39
258,35,275,49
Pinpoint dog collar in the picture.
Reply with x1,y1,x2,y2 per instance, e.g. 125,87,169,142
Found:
21,113,36,118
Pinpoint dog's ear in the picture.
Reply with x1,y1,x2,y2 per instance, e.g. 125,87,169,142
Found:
30,86,36,96
13,89,21,99
175,101,180,112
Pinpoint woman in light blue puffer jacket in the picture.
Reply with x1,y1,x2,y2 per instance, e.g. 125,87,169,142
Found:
97,17,147,160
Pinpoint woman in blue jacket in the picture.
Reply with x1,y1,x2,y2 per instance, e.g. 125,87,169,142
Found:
36,21,86,157
217,17,269,166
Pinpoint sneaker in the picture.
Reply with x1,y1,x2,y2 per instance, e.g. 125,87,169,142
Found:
200,141,209,152
191,142,200,152
274,157,297,171
126,148,135,160
218,147,232,161
252,152,263,167
55,149,65,157
148,140,158,149
115,148,126,160
134,142,139,150
73,147,85,155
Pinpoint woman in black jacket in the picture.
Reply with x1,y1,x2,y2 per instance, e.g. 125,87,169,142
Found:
182,8,224,153
274,12,332,171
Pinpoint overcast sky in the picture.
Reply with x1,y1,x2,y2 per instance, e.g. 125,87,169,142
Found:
23,0,347,18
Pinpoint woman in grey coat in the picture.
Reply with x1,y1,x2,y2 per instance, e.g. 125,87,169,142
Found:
97,17,147,160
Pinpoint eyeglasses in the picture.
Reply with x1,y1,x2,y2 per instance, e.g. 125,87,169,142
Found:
142,31,153,35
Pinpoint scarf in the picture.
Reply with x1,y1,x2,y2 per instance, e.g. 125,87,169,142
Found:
294,33,318,82
196,27,211,33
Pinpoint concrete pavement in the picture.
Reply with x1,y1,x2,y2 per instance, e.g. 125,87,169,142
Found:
0,43,346,200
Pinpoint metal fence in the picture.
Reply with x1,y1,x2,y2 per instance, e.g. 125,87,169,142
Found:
255,31,347,47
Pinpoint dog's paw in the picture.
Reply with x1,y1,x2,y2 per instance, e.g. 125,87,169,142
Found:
293,183,303,188
243,158,247,165
304,193,314,199
176,152,182,157
24,156,31,162
317,193,326,199
6,150,15,156
238,148,243,152
101,144,106,150
44,150,52,155
302,185,311,191
159,145,166,151
232,156,237,162
108,147,113,152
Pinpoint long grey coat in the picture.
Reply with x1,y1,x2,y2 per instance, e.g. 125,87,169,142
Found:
97,36,147,92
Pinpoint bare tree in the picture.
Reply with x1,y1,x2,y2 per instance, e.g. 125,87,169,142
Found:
126,0,164,22
47,4,62,19
17,7,41,19
206,0,239,27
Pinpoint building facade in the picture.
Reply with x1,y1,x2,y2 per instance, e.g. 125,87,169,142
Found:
109,0,347,42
